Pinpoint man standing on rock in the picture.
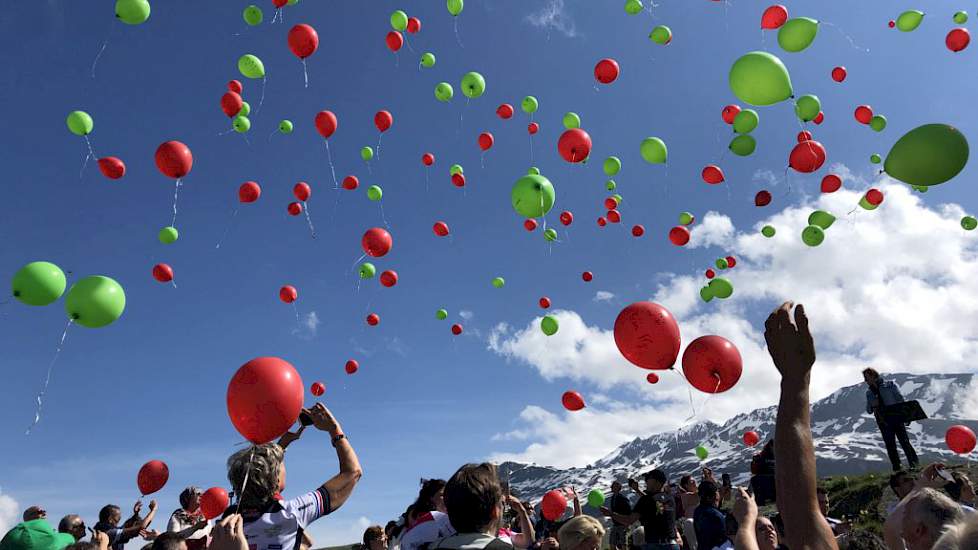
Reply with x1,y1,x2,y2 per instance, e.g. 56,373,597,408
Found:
864,367,919,471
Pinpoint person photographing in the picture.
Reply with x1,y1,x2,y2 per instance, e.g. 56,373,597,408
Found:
863,368,919,471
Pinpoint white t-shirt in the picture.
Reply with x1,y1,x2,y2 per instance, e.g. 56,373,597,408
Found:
237,488,331,550
399,512,455,550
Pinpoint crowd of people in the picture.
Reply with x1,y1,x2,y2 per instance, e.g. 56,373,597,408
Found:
3,302,978,550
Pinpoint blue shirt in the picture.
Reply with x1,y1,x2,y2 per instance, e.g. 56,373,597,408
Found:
693,505,726,550
865,379,905,414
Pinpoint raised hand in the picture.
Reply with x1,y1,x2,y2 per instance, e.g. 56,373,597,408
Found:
731,488,756,524
763,302,815,380
308,403,340,434
211,514,249,550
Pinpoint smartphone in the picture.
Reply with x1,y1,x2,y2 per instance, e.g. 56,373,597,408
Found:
722,473,732,487
299,409,313,426
501,481,511,497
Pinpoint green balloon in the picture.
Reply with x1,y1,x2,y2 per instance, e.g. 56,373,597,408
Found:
460,72,486,99
543,228,558,242
794,94,821,122
649,25,672,45
709,278,734,299
115,0,151,25
884,124,969,186
695,445,709,460
359,262,376,279
65,275,126,328
391,10,408,31
243,5,263,25
733,109,759,134
953,11,968,24
563,112,581,130
870,153,882,164
699,286,714,303
511,174,556,218
451,164,465,176
287,0,299,5
778,17,819,52
238,54,265,79
870,115,887,132
715,258,728,270
521,96,539,114
808,210,835,230
238,101,251,117
541,315,559,336
447,0,463,16
421,52,436,68
587,490,605,508
729,51,793,106
600,157,621,176
802,225,825,246
624,0,643,15
361,146,374,161
729,134,756,157
859,196,879,211
962,216,978,230
435,82,454,102
896,10,924,32
679,212,694,226
640,137,668,164
612,194,623,205
367,185,383,201
158,226,178,244
436,308,448,320
66,111,93,136
912,185,929,193
278,120,294,134
527,167,540,176
761,225,776,238
492,277,505,288
232,115,251,133
12,261,67,306
606,180,617,191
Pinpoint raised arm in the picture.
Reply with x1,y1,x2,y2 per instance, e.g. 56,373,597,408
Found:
571,487,582,517
731,488,760,550
141,500,159,530
764,302,837,550
506,496,535,548
308,403,363,512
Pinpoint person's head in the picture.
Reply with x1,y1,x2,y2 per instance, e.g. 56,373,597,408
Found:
643,470,667,493
901,488,964,550
557,515,605,550
944,471,976,504
679,475,696,494
227,443,285,508
362,525,387,550
837,529,887,550
22,506,46,522
816,487,829,517
723,513,738,541
178,487,202,513
698,480,719,507
755,516,779,550
444,463,503,535
98,505,122,527
384,521,397,538
58,515,86,541
611,481,622,494
890,470,916,500
862,367,881,386
151,532,187,550
413,479,447,514
933,515,978,550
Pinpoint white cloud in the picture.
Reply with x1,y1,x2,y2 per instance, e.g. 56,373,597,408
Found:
593,291,615,302
307,515,372,548
293,311,320,340
0,489,18,538
525,0,577,38
688,211,735,249
459,310,474,320
753,169,780,188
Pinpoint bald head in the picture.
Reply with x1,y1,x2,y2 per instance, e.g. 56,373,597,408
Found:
59,514,86,541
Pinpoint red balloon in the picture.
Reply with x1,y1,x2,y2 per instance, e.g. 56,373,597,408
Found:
947,28,971,52
287,202,303,216
632,224,645,237
820,174,842,193
362,227,393,257
374,110,393,133
478,132,494,151
646,373,659,384
755,190,772,207
669,226,691,246
797,131,812,143
743,431,760,447
342,175,359,190
557,129,592,163
721,105,741,125
279,285,298,303
406,16,421,34
227,357,304,444
528,122,539,135
539,297,551,309
239,181,261,203
541,490,567,521
682,335,742,393
228,80,243,94
597,217,607,227
366,313,380,326
288,24,319,59
433,221,450,236
865,188,884,206
604,197,618,210
155,141,193,179
725,256,737,268
702,165,725,184
831,66,847,82
452,173,466,187
594,58,620,84
98,156,126,180
561,391,585,411
614,302,681,370
607,210,622,224
946,425,977,454
380,270,398,288
789,140,826,173
152,263,173,283
200,488,229,520
221,91,243,118
315,110,338,139
705,269,715,279
273,0,287,7
888,20,896,28
137,460,169,496
422,152,435,166
813,112,824,125
311,381,325,397
293,182,311,202
854,105,873,125
451,323,463,335
760,5,788,29
497,104,514,119
386,31,404,52
345,359,359,374
560,211,574,226
582,271,593,282
524,219,538,231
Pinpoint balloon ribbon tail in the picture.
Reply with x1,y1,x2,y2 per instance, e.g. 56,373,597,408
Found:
26,319,73,435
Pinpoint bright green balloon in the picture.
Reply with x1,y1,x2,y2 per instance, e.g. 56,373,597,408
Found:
612,194,623,204
884,124,968,186
715,258,728,270
695,445,709,460
563,112,581,130
733,109,759,134
12,261,67,306
233,115,251,133
543,228,558,242
640,137,668,164
278,120,294,134
962,216,977,230
699,286,714,303
243,5,263,25
603,157,621,176
729,134,756,157
460,72,486,99
606,180,617,191
896,10,924,32
115,0,151,25
778,17,819,52
709,278,733,299
870,153,882,164
435,82,454,102
158,226,178,244
359,262,376,279
391,10,408,31
367,185,383,201
521,96,539,114
729,51,793,106
361,146,374,161
870,115,887,132
808,210,835,230
238,101,251,117
511,175,555,219
802,225,825,246
491,277,505,289
859,196,878,210
794,94,821,122
761,225,776,238
436,308,448,320
526,167,540,176
65,275,126,328
953,11,968,24
649,25,672,45
587,490,605,508
912,185,928,193
541,315,559,336
287,0,299,5
624,0,643,15
679,212,694,226
238,54,265,79
66,111,93,136
451,164,465,176
447,0,463,16
421,52,436,68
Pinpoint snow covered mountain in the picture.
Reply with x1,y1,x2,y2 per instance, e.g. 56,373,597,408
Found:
500,373,978,502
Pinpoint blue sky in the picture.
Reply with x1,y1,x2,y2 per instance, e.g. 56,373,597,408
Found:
3,0,978,546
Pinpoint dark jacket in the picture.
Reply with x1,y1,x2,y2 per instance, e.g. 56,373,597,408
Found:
866,379,905,414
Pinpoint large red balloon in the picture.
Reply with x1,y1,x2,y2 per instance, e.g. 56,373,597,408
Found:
200,488,229,520
137,460,169,496
760,5,788,29
669,226,691,246
239,181,261,203
821,174,842,193
541,490,568,521
433,221,450,237
947,28,971,52
98,157,126,180
363,227,393,257
721,105,741,125
559,211,574,226
682,335,743,394
152,263,173,283
279,285,298,303
406,17,421,34
613,302,681,370
557,129,592,163
288,24,319,59
562,391,585,411
755,190,772,207
315,110,338,139
854,105,873,125
155,141,193,179
221,92,243,118
946,425,976,454
496,104,514,119
594,58,620,84
380,270,398,288
422,152,435,166
342,175,359,190
702,165,725,184
375,110,393,133
743,431,760,447
831,66,847,83
227,357,304,444
788,140,826,173
386,31,404,52
293,182,311,202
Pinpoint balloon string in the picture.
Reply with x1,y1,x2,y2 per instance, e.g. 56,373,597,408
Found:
324,140,339,189
256,76,267,115
90,34,109,78
394,52,400,68
238,447,257,506
481,151,485,169
424,166,430,193
303,202,317,239
376,133,384,159
26,319,73,435
404,34,416,54
821,21,870,53
379,202,390,230
215,208,239,249
302,59,309,89
171,279,178,289
453,17,464,48
528,133,534,163
172,179,182,227
366,161,372,175
292,302,300,327
80,135,98,179
350,252,367,271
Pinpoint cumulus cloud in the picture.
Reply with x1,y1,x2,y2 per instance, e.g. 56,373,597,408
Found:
593,291,615,302
688,211,735,249
459,310,475,320
0,489,18,538
525,0,577,38
292,311,320,339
